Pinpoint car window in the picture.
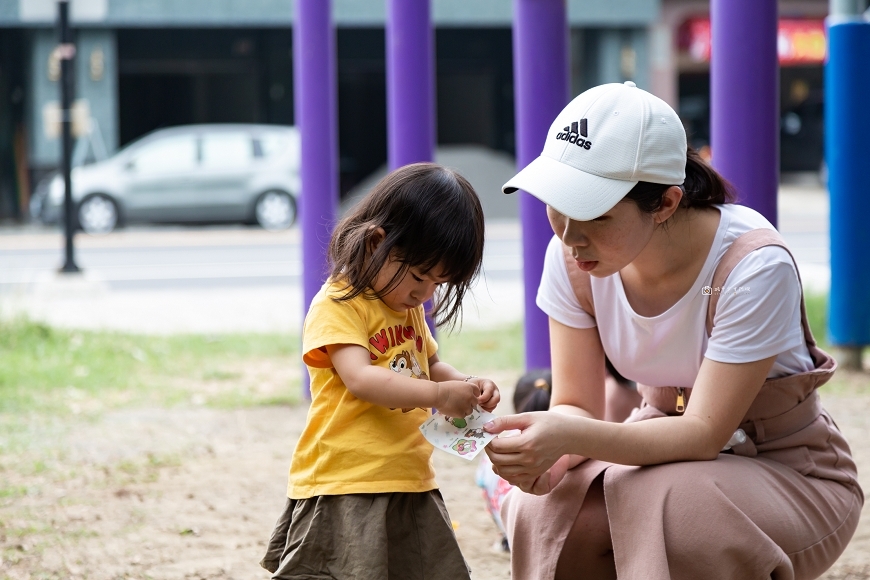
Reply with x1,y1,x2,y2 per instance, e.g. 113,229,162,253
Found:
132,135,197,174
258,131,294,159
201,132,253,169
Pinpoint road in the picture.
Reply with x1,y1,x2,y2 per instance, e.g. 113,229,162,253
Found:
0,222,523,333
0,183,827,334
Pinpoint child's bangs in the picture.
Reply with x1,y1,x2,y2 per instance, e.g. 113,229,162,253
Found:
399,218,481,284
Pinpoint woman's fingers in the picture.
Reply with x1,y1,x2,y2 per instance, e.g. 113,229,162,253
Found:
529,474,552,495
484,412,535,435
483,449,527,472
485,412,569,490
486,448,550,481
486,435,523,454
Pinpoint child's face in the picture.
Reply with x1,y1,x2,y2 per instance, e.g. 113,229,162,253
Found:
373,256,450,313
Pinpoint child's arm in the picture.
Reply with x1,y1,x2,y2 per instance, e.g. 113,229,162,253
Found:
428,353,501,413
327,344,481,418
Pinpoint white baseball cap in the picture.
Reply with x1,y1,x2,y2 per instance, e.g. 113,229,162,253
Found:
503,81,687,221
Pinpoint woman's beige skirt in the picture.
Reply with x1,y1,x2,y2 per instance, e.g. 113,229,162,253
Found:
502,407,862,580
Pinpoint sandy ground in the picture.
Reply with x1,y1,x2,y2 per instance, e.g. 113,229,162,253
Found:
2,371,870,579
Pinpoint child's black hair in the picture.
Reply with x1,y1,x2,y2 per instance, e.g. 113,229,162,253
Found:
513,369,552,413
328,162,485,330
512,359,633,414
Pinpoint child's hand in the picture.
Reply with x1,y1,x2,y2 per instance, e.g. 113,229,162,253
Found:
468,377,500,412
434,380,480,419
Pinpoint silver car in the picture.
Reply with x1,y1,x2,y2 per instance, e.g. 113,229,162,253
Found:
37,124,300,234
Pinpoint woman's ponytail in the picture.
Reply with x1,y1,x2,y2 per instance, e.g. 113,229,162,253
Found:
681,146,736,208
624,145,736,214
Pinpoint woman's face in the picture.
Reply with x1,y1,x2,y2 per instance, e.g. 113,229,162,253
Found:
547,200,657,277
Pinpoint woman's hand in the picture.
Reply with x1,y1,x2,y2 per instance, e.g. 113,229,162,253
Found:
468,377,500,412
483,412,572,494
526,454,573,495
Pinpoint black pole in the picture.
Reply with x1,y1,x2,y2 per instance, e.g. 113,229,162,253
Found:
58,0,79,273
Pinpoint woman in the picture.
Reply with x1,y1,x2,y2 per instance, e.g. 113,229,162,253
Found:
484,81,861,580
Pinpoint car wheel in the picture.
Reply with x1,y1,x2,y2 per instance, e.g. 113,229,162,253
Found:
78,194,118,235
255,190,296,231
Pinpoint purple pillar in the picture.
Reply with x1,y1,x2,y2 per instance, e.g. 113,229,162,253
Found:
513,0,569,371
386,0,436,334
710,0,779,227
386,0,435,169
295,0,339,393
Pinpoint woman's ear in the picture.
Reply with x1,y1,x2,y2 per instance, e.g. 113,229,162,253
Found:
654,186,684,224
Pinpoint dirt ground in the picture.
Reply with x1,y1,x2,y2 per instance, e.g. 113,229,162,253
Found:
2,370,870,579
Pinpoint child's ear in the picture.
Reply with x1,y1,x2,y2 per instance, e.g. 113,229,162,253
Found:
367,226,387,253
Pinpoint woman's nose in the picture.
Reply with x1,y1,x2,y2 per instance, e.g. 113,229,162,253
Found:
548,207,588,247
561,220,589,247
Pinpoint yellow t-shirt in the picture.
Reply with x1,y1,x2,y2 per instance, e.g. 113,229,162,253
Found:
287,281,439,499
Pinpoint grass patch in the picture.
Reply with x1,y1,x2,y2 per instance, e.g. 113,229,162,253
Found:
804,291,827,347
0,296,839,416
0,318,301,415
0,317,524,469
0,485,27,499
438,322,524,374
818,368,870,397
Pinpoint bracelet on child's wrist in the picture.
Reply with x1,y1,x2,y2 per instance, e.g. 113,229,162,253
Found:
464,375,477,382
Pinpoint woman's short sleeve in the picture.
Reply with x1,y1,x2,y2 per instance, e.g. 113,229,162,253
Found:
536,235,597,330
705,246,806,364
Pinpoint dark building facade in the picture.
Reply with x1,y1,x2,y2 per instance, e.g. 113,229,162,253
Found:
0,0,659,220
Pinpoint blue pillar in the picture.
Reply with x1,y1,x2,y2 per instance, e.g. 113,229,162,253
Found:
295,0,339,394
710,0,779,227
386,0,436,334
513,0,569,370
826,19,870,351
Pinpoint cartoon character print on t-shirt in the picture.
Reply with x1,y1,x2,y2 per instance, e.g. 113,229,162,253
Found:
389,349,429,380
367,323,428,413
389,350,429,413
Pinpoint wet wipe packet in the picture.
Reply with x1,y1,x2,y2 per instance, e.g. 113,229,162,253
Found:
419,408,497,461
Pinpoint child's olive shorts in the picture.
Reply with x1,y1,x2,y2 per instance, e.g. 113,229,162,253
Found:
260,490,471,580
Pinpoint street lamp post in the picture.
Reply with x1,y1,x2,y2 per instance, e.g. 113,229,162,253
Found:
57,0,80,273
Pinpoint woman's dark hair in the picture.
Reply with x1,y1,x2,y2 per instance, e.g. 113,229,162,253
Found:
624,145,736,214
328,162,485,330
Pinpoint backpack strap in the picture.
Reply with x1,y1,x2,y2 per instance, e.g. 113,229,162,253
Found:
705,228,818,351
560,243,596,318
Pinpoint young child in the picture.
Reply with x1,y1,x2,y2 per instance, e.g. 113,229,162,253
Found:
261,162,500,580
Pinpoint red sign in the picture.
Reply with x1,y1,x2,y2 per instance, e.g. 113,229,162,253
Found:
679,18,827,65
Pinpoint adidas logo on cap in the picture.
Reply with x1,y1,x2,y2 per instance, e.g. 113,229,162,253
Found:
555,119,591,150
